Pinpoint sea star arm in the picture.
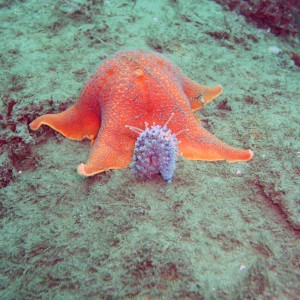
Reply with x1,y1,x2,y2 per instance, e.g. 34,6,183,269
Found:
30,104,99,141
30,86,101,142
77,127,134,176
181,75,222,111
179,118,253,162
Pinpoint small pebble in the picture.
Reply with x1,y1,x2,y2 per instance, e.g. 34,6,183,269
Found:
268,46,281,54
240,265,246,271
236,169,242,176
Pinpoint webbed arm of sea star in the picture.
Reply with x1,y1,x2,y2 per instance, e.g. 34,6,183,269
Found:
178,117,253,162
181,74,222,111
77,126,135,176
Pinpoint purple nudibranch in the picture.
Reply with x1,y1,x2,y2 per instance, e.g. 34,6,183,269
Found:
126,114,184,183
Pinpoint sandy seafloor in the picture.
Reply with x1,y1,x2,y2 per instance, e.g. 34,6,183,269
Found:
0,0,299,299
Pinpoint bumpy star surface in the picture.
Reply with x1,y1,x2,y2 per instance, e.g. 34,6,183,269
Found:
30,50,253,177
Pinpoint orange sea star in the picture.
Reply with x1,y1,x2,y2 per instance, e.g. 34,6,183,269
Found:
30,50,253,177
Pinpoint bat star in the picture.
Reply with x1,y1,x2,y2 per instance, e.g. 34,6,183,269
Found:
30,50,253,177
